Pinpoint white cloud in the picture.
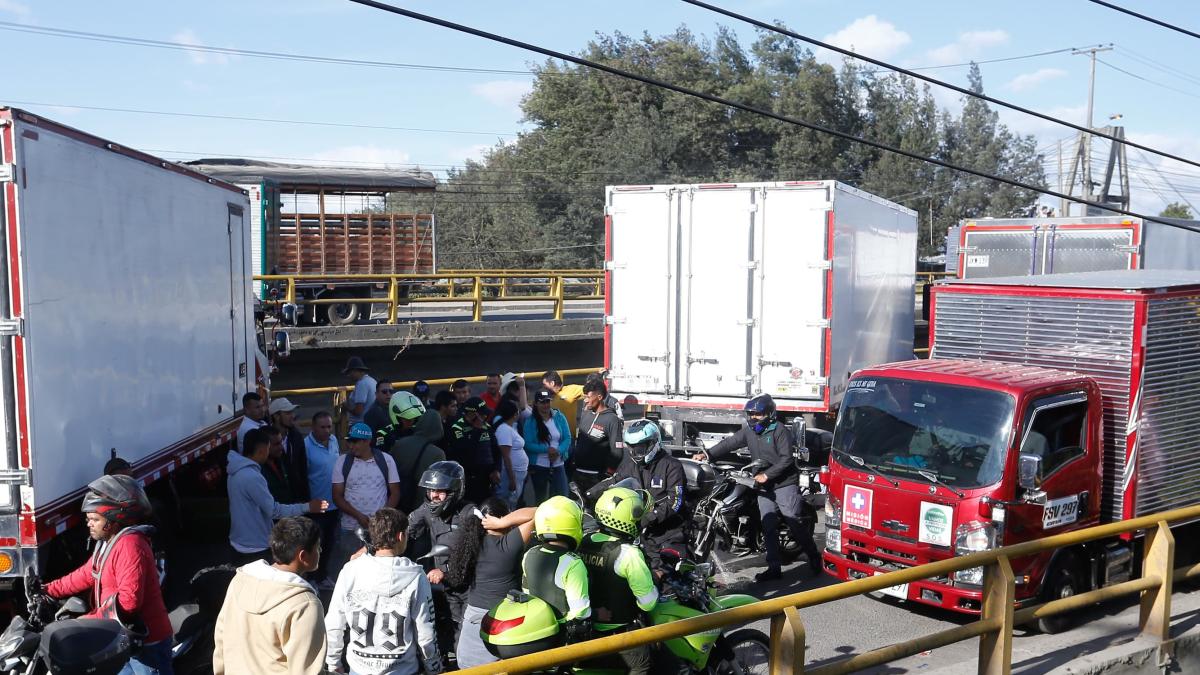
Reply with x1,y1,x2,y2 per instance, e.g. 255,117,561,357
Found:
470,80,532,112
1005,68,1068,92
821,15,911,61
923,29,1009,66
310,145,412,166
172,29,232,65
0,0,30,19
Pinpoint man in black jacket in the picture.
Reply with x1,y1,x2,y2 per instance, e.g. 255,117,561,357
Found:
268,398,309,501
572,379,623,495
695,394,820,581
607,419,686,574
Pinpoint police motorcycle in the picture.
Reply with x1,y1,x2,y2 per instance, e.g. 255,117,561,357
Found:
683,418,830,563
483,481,769,674
0,568,133,675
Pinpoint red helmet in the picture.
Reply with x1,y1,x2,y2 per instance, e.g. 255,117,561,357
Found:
81,475,151,529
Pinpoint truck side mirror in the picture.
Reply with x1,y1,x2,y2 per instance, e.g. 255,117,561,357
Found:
281,303,299,326
273,331,291,358
1018,454,1046,504
790,417,810,463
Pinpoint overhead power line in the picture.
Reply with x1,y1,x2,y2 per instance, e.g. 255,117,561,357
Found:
1094,59,1200,99
679,1,1200,174
343,0,1199,235
1085,1,1200,41
0,20,533,75
864,46,1078,74
1,99,519,137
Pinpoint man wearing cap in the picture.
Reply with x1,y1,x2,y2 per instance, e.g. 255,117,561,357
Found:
331,422,401,575
448,397,501,504
269,397,310,503
341,356,378,426
364,379,395,436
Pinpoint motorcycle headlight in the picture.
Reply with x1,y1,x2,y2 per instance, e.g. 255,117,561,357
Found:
824,496,842,552
952,521,998,586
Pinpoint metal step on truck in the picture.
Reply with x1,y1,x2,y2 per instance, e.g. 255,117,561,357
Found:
821,269,1200,632
604,180,917,447
0,108,257,592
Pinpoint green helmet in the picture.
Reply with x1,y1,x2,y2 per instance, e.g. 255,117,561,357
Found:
389,390,426,425
594,486,646,539
533,496,583,549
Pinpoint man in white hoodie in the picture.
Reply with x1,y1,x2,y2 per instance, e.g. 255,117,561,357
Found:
326,508,442,675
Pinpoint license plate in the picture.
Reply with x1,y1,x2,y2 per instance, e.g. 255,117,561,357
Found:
873,572,908,600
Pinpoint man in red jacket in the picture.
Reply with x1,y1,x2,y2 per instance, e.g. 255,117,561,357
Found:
45,474,174,675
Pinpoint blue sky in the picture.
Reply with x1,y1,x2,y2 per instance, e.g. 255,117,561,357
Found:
3,0,1200,215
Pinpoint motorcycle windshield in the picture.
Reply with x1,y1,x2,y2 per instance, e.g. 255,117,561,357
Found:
833,378,1015,490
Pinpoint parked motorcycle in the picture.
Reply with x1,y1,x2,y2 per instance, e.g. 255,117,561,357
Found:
168,565,237,675
0,569,132,675
481,548,768,674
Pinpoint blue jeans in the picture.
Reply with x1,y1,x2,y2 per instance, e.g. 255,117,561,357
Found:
121,639,174,675
529,464,568,503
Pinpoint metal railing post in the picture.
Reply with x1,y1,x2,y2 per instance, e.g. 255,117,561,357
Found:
500,276,509,298
285,277,296,304
387,277,400,325
978,555,1015,675
472,276,484,322
1140,521,1174,645
553,275,565,320
769,606,806,675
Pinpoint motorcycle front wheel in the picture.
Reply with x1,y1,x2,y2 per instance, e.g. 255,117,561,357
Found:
707,629,770,675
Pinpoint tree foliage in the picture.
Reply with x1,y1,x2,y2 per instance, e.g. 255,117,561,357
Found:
1160,202,1194,219
389,27,1047,265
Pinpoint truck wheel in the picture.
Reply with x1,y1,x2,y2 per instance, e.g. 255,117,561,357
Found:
326,294,360,326
1037,560,1083,634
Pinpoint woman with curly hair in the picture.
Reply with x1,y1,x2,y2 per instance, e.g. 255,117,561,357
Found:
447,497,536,668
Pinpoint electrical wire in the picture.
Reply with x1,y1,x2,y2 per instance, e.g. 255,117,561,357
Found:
679,0,1200,172
0,99,518,137
1095,59,1200,100
343,0,1198,235
1114,46,1200,87
1085,1,1200,42
0,20,535,76
863,46,1078,74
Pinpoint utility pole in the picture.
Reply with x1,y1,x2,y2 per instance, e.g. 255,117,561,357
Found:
1072,44,1113,205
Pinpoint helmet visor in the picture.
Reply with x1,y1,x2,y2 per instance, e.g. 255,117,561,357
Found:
628,440,654,461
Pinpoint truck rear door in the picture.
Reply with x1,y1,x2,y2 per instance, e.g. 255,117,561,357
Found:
679,186,756,397
607,188,677,395
958,222,1136,278
756,185,829,401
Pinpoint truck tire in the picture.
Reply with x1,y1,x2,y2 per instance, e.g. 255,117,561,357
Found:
1037,556,1084,634
326,293,360,326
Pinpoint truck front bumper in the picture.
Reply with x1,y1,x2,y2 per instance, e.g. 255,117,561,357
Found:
821,550,984,615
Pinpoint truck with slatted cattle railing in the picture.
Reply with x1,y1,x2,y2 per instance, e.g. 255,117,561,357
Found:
821,270,1200,632
187,158,437,325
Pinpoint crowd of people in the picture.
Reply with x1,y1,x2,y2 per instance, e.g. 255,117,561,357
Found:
37,356,819,675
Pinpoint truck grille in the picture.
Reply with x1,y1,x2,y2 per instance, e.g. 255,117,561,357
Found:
1137,294,1200,516
933,293,1135,521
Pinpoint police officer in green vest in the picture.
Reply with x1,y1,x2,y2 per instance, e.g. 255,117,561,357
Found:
579,486,659,675
521,495,592,642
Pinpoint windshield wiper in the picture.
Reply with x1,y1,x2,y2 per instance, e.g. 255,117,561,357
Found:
917,469,965,498
841,452,899,487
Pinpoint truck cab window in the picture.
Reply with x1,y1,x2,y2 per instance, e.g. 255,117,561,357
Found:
1022,396,1088,478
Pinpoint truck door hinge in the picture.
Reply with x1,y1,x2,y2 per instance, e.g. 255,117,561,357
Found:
807,260,832,270
747,203,759,213
604,316,625,325
0,469,30,485
687,355,719,365
745,260,760,270
735,374,756,382
736,318,756,327
0,164,13,183
637,353,670,363
0,318,23,337
1116,244,1141,254
604,261,625,271
759,359,792,368
806,319,830,329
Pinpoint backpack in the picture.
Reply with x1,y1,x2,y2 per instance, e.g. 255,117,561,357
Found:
341,449,392,486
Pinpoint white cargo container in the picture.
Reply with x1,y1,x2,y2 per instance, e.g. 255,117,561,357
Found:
605,180,916,434
0,108,254,577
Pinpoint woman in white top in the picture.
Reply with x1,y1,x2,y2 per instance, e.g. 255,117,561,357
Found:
493,399,530,509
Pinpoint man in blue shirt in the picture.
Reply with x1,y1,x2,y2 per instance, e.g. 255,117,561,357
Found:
305,410,341,589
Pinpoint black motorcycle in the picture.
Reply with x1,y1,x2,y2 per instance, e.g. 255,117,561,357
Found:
0,569,133,675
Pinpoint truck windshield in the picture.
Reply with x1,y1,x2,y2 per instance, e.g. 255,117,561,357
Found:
833,378,1016,490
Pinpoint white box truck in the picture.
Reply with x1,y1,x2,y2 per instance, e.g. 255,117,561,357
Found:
605,180,917,442
0,108,255,582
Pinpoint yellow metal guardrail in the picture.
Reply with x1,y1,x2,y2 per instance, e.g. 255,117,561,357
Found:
270,367,603,399
457,503,1200,675
255,271,604,323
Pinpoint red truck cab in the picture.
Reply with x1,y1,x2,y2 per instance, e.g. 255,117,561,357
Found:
821,358,1105,613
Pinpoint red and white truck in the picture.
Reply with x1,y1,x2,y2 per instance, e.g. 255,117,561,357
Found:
821,269,1200,629
604,180,917,444
0,108,255,585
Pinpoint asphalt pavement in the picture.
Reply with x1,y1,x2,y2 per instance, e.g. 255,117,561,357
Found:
711,515,1200,674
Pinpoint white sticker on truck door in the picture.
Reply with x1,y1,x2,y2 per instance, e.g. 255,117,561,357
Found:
966,255,990,268
1043,495,1080,529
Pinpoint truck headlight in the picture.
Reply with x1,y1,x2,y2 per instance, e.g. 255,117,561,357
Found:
953,521,997,586
825,496,842,552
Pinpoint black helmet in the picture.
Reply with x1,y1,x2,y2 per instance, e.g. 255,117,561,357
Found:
419,461,465,516
744,394,777,434
81,475,151,530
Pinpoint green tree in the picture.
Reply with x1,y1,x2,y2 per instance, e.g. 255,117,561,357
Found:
1160,202,1194,219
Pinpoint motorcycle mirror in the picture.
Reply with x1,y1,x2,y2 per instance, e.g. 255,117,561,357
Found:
61,597,88,615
